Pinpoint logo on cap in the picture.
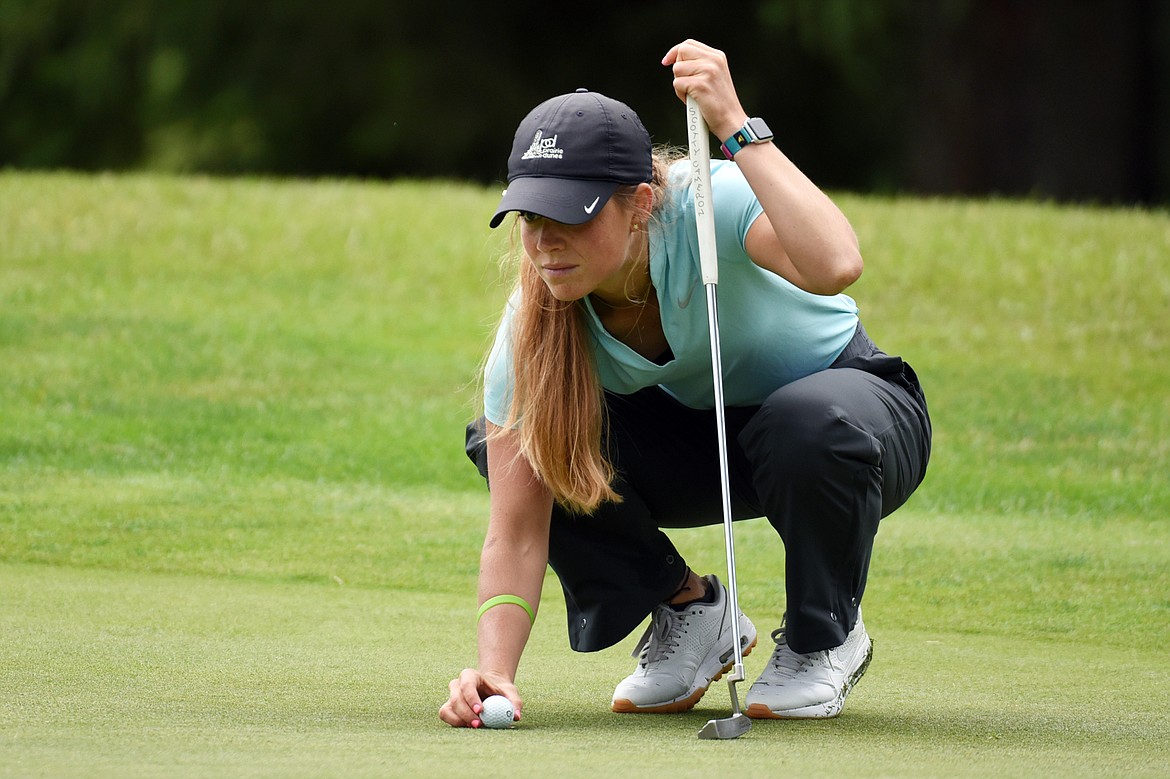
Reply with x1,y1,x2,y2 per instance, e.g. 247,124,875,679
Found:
521,130,563,161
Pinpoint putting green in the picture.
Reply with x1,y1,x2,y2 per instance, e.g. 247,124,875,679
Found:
3,560,1167,778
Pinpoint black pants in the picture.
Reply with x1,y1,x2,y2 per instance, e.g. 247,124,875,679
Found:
465,323,931,655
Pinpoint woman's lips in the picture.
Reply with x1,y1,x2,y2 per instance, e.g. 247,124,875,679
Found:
541,263,576,277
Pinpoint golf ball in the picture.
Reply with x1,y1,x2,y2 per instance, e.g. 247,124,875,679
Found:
479,695,515,729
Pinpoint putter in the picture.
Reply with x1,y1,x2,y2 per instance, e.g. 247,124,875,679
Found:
688,96,752,741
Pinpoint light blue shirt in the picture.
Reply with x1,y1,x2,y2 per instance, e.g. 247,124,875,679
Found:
484,160,859,426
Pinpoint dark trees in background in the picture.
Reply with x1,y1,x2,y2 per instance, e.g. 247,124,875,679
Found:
0,0,1165,204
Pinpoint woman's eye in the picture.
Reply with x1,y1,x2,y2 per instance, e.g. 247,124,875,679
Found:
520,211,541,223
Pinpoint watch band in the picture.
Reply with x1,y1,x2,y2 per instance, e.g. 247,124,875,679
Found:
720,118,773,160
720,127,754,160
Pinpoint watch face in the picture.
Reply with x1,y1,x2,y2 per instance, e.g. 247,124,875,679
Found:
746,117,773,142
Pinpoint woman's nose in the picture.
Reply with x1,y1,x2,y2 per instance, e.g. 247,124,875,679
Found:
535,223,563,252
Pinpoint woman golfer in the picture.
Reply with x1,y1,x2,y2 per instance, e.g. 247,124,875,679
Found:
440,39,931,728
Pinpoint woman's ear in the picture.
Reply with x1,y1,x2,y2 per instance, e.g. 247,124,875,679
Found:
633,182,655,225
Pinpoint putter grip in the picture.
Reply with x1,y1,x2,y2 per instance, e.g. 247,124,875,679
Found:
687,96,718,285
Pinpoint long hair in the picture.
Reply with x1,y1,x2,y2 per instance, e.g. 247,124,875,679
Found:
489,148,681,514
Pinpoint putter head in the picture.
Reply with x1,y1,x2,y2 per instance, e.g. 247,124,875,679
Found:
697,675,751,740
697,711,751,740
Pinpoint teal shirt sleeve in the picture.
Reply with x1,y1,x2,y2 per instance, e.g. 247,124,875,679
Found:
482,293,518,427
710,160,765,254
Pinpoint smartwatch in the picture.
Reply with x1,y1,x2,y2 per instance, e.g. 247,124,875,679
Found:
720,117,774,160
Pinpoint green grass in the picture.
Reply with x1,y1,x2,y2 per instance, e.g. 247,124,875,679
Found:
2,171,1168,777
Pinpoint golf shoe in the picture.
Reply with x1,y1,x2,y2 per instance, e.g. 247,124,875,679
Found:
745,610,872,719
612,575,757,713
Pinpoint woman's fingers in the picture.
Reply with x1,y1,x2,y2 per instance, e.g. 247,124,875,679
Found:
439,669,485,728
438,669,524,728
662,39,744,137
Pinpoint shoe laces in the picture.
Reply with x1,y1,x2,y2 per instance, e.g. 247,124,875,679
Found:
630,604,684,667
767,621,824,677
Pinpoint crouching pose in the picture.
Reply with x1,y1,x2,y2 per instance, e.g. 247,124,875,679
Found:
440,39,931,728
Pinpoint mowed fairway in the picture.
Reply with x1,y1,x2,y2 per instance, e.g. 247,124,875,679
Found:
2,172,1168,777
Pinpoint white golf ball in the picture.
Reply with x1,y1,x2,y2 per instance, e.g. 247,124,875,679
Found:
479,695,515,729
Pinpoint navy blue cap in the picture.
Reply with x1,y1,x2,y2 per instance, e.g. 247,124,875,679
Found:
490,89,653,228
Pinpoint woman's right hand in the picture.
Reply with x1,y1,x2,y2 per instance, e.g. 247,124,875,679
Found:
439,668,523,728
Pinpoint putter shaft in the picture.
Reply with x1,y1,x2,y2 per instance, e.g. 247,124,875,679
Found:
689,95,751,740
705,284,746,691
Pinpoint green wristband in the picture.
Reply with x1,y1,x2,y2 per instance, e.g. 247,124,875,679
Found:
477,594,536,625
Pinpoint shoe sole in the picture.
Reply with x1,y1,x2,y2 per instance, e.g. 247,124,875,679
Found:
745,637,873,720
611,634,758,714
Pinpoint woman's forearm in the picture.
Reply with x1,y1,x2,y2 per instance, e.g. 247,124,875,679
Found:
475,427,555,681
476,528,549,679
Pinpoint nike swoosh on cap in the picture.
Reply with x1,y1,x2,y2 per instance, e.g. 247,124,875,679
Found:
584,196,600,214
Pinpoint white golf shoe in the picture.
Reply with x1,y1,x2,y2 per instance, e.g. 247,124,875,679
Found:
745,611,872,719
611,575,757,713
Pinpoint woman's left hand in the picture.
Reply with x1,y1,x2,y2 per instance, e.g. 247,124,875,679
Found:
661,39,749,142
